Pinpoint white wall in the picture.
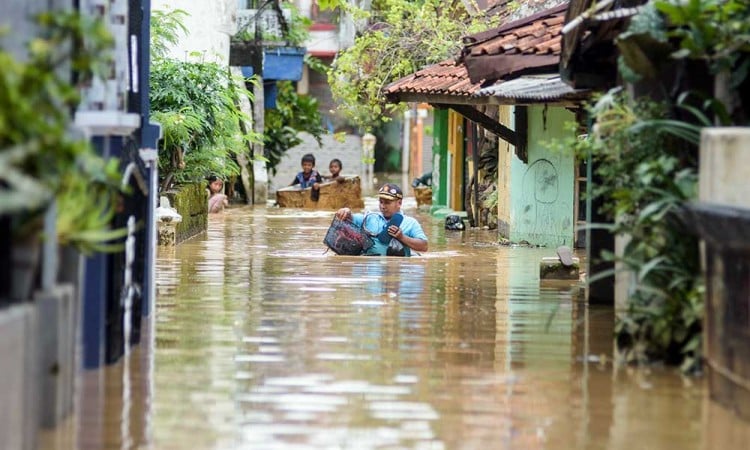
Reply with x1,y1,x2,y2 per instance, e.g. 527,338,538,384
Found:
152,0,237,63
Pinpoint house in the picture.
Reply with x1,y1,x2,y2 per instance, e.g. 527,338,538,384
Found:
265,0,370,195
1,0,159,443
384,3,590,248
559,0,653,305
229,0,379,197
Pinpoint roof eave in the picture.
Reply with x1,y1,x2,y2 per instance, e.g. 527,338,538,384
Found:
385,92,489,106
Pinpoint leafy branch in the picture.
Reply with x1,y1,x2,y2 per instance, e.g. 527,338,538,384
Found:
327,0,500,129
150,9,262,188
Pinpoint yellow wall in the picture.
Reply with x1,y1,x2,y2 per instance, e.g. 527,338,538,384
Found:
496,106,513,238
448,110,465,210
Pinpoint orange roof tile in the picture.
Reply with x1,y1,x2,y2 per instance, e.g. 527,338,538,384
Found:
383,3,572,103
461,3,568,83
383,59,483,99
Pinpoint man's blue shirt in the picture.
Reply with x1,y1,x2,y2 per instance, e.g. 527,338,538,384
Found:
351,212,427,256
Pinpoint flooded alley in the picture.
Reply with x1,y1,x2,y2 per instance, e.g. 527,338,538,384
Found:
41,199,750,449
6,0,750,448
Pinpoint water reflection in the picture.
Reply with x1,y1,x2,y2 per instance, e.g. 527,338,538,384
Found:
40,202,750,449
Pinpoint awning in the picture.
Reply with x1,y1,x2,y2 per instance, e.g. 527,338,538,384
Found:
476,74,589,104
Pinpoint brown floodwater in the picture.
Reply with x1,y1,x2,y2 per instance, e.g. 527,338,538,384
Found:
40,197,750,449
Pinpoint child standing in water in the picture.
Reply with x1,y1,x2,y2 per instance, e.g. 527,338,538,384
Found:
290,153,323,200
207,175,228,213
326,158,346,183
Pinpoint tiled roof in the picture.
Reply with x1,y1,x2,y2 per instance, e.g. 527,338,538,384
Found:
461,3,568,83
382,59,483,101
383,3,582,105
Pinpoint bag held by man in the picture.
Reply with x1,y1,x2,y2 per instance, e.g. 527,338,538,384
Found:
379,212,406,257
386,238,406,257
323,217,374,255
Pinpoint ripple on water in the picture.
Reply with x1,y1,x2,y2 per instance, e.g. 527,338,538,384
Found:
130,203,727,449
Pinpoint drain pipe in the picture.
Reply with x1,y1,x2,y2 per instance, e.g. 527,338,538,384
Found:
121,216,137,356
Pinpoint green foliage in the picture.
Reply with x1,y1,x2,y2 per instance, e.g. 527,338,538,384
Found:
150,60,257,184
655,0,750,77
318,0,371,18
150,10,261,187
56,155,129,254
482,188,498,212
234,2,310,46
150,8,189,60
572,90,703,371
327,0,501,129
317,0,341,10
0,12,113,214
618,0,750,121
264,81,326,175
304,54,327,74
569,2,750,372
0,11,126,253
283,4,312,47
616,2,671,81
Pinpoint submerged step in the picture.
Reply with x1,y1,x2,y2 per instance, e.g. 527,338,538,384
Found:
540,256,580,280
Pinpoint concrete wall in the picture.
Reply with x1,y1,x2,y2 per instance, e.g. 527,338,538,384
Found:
268,132,364,194
699,128,750,207
0,0,72,59
152,0,236,63
697,127,750,421
510,106,576,247
302,60,344,131
0,0,41,58
496,106,513,239
0,304,38,450
165,183,208,243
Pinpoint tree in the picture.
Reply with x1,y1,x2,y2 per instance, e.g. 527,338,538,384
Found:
325,0,500,129
149,8,261,189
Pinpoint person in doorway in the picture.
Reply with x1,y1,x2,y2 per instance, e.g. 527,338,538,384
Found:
325,158,346,183
335,183,428,256
207,175,228,214
290,153,323,201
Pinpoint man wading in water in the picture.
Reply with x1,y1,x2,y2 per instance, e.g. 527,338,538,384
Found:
335,183,428,257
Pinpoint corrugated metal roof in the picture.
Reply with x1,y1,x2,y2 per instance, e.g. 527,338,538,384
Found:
476,74,588,101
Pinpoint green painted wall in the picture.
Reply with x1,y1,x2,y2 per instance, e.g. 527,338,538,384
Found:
431,108,449,208
510,106,576,247
378,118,403,172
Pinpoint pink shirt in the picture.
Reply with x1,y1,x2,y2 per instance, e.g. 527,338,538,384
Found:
208,194,227,213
